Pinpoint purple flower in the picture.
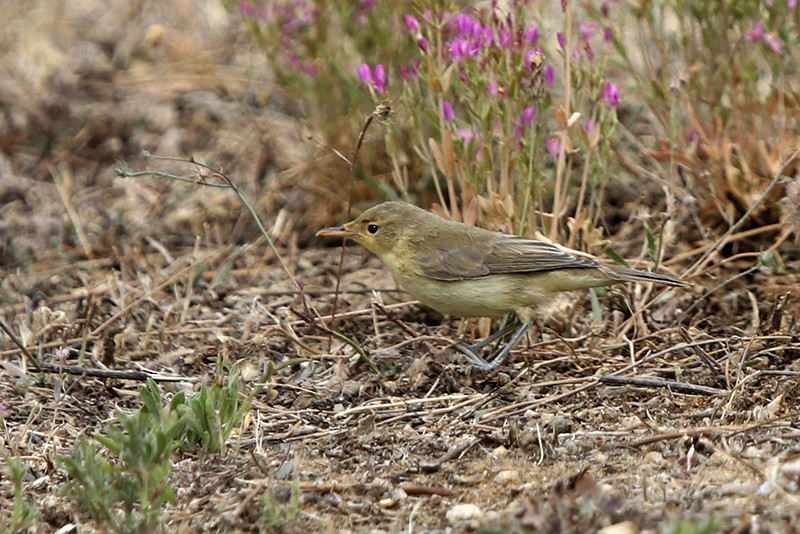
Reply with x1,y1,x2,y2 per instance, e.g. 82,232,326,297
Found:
453,13,482,37
457,127,475,145
746,21,784,54
604,27,613,43
373,64,388,93
488,79,499,96
480,27,493,47
239,1,255,18
399,59,420,81
450,38,475,61
686,128,700,146
790,0,798,8
525,49,540,69
584,119,595,138
746,21,765,42
239,1,268,20
764,33,783,54
418,37,430,54
546,137,561,156
579,21,600,41
357,64,388,94
357,63,373,85
544,65,555,86
601,2,610,17
603,81,620,108
356,0,376,21
498,29,513,48
522,107,536,127
557,31,566,50
442,100,455,121
517,107,537,137
583,41,595,60
525,25,539,44
404,14,421,36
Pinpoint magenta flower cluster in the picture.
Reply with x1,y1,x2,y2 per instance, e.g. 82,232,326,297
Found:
238,0,322,77
443,12,540,64
603,81,620,109
746,21,784,54
354,3,548,145
357,63,388,94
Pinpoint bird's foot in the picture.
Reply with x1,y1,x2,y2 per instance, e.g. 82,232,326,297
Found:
455,320,533,371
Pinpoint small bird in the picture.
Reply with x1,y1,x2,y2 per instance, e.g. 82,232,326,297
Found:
317,201,689,370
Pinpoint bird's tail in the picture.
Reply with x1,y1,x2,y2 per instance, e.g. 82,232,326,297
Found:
610,267,690,288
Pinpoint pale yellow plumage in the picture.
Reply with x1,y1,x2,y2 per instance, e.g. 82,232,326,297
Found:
318,201,689,369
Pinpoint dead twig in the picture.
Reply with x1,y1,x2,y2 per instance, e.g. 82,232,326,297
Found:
598,375,727,396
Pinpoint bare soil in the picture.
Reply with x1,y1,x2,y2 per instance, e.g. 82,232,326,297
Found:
2,2,800,533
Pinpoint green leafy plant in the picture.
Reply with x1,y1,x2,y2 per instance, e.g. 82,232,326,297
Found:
3,456,41,531
58,386,181,534
262,478,301,530
178,361,251,453
59,366,251,532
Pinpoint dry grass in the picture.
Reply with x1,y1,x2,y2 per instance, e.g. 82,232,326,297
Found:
1,1,800,533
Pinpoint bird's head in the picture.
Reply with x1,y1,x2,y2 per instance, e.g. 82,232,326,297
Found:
316,201,428,259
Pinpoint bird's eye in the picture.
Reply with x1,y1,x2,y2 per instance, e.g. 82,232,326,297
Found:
367,223,380,234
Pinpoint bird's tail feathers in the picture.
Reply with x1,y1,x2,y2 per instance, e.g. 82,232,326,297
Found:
611,267,690,288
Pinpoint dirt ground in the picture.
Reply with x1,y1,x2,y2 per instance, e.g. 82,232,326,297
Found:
2,2,800,533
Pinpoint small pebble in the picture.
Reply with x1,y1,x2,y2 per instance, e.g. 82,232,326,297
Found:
446,503,483,524
493,470,521,486
491,445,509,458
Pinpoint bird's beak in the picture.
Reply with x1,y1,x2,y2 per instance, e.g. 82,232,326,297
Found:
316,226,356,239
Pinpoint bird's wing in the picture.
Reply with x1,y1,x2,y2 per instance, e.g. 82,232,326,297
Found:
482,236,601,274
414,240,490,280
416,234,599,281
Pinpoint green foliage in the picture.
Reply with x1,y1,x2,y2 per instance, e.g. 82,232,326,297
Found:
3,456,41,531
178,362,251,453
262,478,301,530
59,381,183,534
59,366,251,533
664,516,720,534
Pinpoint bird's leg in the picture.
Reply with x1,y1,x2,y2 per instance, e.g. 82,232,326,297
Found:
455,317,533,371
481,319,534,370
457,316,519,353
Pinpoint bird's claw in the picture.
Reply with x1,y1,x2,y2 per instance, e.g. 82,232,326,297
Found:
454,320,534,371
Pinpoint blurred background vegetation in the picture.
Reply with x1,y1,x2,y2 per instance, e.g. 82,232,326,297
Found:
1,0,797,272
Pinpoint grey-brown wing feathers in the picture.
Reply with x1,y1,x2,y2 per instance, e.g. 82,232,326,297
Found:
482,236,600,274
416,234,601,281
415,242,490,279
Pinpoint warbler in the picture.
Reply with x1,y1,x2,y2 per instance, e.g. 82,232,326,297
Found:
317,201,689,369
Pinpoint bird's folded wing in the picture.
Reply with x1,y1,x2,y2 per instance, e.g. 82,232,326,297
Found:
483,236,600,273
416,235,600,281
415,242,490,280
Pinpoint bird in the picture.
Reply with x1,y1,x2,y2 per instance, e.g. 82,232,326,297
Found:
317,201,689,370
